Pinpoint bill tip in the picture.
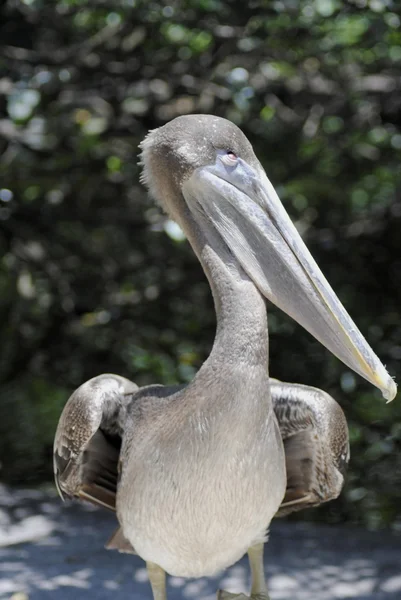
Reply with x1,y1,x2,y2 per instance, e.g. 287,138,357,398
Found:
383,378,397,403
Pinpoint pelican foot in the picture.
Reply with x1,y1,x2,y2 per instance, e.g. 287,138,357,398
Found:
217,592,248,600
217,592,270,600
218,544,271,600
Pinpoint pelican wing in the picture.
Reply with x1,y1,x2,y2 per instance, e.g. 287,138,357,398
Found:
270,379,350,517
53,374,138,511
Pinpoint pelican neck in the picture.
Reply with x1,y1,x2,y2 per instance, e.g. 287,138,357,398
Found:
176,203,270,368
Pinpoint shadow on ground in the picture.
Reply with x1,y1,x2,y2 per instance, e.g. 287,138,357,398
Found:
1,485,400,600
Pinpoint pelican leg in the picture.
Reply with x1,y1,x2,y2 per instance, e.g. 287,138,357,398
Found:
147,562,167,600
248,543,270,599
217,543,270,600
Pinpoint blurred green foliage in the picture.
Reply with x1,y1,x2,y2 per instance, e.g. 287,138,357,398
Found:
0,0,401,530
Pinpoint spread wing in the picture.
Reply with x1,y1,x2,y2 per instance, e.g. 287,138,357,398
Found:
270,379,350,517
53,374,138,511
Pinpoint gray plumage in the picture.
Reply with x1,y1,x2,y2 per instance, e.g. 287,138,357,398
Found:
54,377,350,522
53,114,393,599
269,379,349,516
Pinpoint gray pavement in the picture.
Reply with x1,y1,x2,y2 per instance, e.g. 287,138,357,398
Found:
1,484,400,600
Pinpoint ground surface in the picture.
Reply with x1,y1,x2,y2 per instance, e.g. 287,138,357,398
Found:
1,484,400,600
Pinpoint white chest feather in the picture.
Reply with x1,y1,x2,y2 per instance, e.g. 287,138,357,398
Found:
117,408,285,577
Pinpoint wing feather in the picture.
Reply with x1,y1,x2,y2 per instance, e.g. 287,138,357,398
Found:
270,379,350,517
53,374,138,511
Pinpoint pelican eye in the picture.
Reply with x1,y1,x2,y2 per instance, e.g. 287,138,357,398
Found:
220,150,238,166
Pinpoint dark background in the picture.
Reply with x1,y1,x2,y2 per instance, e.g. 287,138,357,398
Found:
1,0,400,531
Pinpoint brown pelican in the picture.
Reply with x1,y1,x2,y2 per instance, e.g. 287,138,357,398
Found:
54,115,396,600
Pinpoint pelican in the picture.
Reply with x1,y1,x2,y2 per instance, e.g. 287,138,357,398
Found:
54,115,396,600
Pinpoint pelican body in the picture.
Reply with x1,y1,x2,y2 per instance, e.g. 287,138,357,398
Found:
54,115,396,600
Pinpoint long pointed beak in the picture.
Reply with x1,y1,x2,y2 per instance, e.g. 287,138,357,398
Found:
183,158,396,402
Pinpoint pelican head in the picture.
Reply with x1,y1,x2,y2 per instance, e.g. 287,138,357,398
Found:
140,114,396,402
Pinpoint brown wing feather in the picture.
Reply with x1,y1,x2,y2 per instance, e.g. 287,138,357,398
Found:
270,379,350,517
53,374,138,511
106,526,137,554
76,429,120,511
